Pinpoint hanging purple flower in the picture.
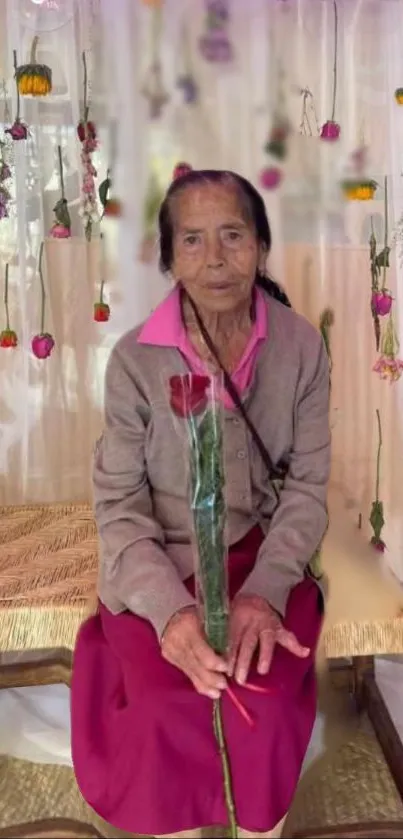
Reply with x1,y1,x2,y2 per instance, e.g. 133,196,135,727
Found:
199,0,233,63
177,74,199,105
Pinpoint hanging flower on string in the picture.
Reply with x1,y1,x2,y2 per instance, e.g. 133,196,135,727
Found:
319,307,335,376
394,88,403,105
31,242,55,359
320,0,340,140
138,170,165,262
369,409,386,553
0,263,18,348
369,178,391,353
5,51,28,141
0,141,12,220
176,20,199,105
15,37,52,97
341,144,377,201
77,52,99,242
93,234,110,322
199,0,233,63
99,169,121,219
50,145,71,238
297,86,320,137
373,315,403,383
142,2,169,119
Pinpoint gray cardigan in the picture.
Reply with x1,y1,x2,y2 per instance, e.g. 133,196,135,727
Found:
95,295,331,640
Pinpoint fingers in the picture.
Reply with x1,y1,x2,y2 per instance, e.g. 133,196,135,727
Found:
276,626,310,658
257,629,275,675
234,628,259,685
161,610,229,699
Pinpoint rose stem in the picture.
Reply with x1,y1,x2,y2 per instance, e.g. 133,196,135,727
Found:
57,144,65,201
13,50,20,121
213,699,238,839
82,51,89,122
330,0,338,122
375,409,382,504
38,241,45,334
382,176,388,292
4,262,10,330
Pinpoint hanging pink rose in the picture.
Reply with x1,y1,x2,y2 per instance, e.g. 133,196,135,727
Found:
5,120,28,141
320,120,340,141
50,223,71,239
371,290,393,317
259,166,282,190
32,333,55,359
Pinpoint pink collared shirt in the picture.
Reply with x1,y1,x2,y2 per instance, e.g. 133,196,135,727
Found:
137,286,267,408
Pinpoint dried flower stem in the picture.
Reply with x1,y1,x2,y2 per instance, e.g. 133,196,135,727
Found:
382,176,388,291
38,241,46,334
4,262,10,329
331,0,338,121
82,51,89,122
57,145,65,201
375,408,382,503
213,700,238,839
13,50,20,121
30,36,39,64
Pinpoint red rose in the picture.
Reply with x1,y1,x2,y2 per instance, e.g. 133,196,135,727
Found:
94,302,110,322
0,328,18,348
169,374,210,417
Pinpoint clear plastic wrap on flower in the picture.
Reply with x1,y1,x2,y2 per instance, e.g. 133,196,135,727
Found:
168,373,228,654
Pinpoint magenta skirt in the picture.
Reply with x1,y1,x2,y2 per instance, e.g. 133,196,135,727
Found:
71,527,322,835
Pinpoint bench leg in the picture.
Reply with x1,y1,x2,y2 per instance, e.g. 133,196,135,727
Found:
352,655,403,802
352,655,375,711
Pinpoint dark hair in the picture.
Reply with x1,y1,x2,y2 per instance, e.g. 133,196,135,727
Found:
158,168,292,309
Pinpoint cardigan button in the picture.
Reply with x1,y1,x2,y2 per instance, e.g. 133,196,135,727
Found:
237,450,246,460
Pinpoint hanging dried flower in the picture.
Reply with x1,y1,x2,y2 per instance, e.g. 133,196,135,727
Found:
77,52,99,242
369,179,390,352
15,37,52,97
199,0,233,63
259,166,282,190
319,307,335,374
93,234,110,322
394,88,403,105
31,242,55,359
341,145,377,201
99,171,122,219
142,4,169,119
320,1,340,141
0,141,12,220
50,145,71,238
176,21,199,105
0,263,18,348
369,409,386,552
5,51,29,142
298,87,320,137
373,316,403,383
138,171,165,263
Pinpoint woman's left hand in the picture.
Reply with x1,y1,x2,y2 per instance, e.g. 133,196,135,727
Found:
228,594,310,685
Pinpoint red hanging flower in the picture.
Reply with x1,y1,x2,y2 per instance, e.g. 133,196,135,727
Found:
0,328,17,348
169,374,210,418
94,302,110,322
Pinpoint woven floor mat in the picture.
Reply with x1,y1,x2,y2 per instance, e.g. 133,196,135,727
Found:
1,713,403,838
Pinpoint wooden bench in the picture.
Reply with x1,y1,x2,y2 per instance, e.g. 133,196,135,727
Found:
1,493,403,838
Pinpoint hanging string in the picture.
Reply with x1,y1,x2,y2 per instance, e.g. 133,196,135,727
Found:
38,241,46,334
12,51,20,122
57,144,65,201
331,0,338,122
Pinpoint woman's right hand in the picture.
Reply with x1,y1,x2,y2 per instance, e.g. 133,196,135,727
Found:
161,607,228,699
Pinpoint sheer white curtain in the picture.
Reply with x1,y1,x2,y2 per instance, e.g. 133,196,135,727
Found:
1,0,403,582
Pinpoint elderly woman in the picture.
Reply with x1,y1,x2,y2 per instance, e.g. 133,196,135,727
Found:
71,167,331,839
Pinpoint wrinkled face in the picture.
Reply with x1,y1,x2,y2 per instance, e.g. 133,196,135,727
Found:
170,179,266,313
